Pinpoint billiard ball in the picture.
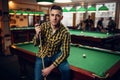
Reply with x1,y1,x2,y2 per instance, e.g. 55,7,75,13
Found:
83,54,86,58
107,33,109,35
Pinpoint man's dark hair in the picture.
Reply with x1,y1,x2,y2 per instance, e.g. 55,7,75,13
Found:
50,5,63,12
109,17,112,20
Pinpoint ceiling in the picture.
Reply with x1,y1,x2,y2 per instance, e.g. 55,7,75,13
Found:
9,0,119,5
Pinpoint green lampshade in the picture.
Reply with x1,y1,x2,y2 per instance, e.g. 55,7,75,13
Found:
62,8,69,12
34,12,40,16
22,11,29,15
16,10,22,15
77,7,86,13
98,5,109,12
40,12,45,16
28,11,34,15
9,9,14,15
36,0,54,5
69,7,76,13
87,6,96,13
34,11,44,16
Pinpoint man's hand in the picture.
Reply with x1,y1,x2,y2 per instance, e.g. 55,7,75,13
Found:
35,23,41,38
42,67,51,77
42,64,55,77
35,25,41,34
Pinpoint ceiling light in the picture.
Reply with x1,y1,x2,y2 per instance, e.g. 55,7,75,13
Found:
22,11,29,15
36,0,54,5
62,8,69,12
77,6,86,13
28,11,34,15
9,9,14,15
98,4,109,12
34,12,45,16
40,12,45,16
16,10,22,15
34,11,40,16
69,7,76,13
87,5,96,13
54,0,72,3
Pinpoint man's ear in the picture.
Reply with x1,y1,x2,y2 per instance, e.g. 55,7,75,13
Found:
61,16,63,20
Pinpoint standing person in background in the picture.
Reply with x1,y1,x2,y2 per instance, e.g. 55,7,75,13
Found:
84,15,94,31
96,17,106,32
33,5,71,80
107,17,116,33
76,20,83,30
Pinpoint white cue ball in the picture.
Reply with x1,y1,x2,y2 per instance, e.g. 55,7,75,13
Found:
83,54,86,58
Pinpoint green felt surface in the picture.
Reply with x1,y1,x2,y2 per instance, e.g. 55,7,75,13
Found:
69,29,113,38
69,45,120,77
10,27,35,30
15,43,120,77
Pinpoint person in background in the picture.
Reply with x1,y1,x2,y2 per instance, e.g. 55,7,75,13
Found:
84,15,94,31
76,20,83,30
107,17,116,33
96,17,106,32
33,5,71,80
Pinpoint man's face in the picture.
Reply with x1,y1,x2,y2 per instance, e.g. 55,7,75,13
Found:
49,9,63,26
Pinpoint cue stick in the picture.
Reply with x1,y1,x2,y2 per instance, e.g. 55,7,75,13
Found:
39,29,47,80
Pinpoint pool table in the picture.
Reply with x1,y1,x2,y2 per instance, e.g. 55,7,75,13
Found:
10,42,120,80
69,29,114,47
10,27,35,44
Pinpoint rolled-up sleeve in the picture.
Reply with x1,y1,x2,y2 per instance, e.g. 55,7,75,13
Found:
33,35,40,46
53,32,71,67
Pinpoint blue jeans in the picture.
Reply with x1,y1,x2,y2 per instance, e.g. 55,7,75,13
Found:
34,52,70,80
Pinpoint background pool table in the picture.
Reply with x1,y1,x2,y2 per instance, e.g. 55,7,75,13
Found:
69,29,114,48
10,28,117,51
10,27,35,44
10,42,120,80
69,29,113,38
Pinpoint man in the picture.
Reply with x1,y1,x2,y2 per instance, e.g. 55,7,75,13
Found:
33,5,71,80
107,17,116,33
84,15,94,31
76,20,83,30
96,17,106,32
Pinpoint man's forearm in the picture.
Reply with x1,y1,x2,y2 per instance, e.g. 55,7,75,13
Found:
33,34,40,46
49,64,56,70
35,33,39,39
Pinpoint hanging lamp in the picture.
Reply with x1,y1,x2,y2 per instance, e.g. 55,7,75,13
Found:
16,10,22,15
22,11,29,15
69,7,76,13
36,0,54,5
34,11,40,16
54,0,72,3
28,11,34,15
77,6,86,13
62,8,69,12
40,12,45,16
98,4,109,12
9,9,14,15
87,5,96,13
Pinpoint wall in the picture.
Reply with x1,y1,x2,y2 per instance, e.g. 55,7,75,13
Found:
8,1,49,27
10,15,28,27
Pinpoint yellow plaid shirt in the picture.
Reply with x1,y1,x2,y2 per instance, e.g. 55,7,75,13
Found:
33,22,71,67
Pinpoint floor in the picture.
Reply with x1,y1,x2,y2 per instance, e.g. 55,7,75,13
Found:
0,54,120,80
0,54,61,80
0,55,20,80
